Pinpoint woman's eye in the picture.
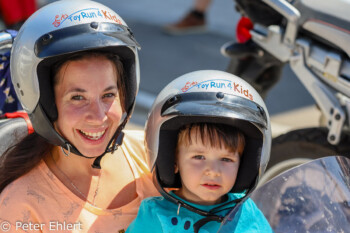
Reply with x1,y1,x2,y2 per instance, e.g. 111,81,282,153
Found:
71,95,84,101
103,93,117,99
193,155,205,160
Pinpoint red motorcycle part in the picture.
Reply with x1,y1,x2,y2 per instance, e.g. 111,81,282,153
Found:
1,111,34,134
0,0,36,26
236,17,253,43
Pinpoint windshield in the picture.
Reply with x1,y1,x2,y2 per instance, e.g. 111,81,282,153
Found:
217,156,350,232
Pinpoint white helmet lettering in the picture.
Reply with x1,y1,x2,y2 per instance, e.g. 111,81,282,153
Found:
53,8,123,28
182,79,254,101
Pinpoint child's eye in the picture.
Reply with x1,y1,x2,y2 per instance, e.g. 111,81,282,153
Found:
221,158,234,162
193,155,205,160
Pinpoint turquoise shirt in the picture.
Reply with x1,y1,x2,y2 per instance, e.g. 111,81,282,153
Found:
127,192,272,233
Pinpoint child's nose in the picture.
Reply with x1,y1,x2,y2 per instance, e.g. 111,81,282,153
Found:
205,162,221,177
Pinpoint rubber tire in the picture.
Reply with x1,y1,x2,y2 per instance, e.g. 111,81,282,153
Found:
263,127,350,181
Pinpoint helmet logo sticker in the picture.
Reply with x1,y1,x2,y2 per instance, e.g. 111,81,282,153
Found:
52,14,68,27
181,79,254,100
52,8,123,27
181,81,198,92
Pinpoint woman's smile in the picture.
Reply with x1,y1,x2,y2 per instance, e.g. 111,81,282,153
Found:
77,128,108,142
54,56,123,157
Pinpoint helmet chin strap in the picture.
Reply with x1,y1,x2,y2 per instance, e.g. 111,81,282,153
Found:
193,179,260,232
154,169,259,233
91,109,130,169
91,130,125,169
154,171,233,232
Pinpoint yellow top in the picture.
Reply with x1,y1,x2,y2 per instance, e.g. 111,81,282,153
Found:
0,130,159,233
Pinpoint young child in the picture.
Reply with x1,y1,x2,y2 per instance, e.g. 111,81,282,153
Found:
127,70,273,232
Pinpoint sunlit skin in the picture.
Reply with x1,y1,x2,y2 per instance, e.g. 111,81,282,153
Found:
174,130,240,206
54,56,123,157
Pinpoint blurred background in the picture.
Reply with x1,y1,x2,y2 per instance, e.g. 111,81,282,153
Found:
103,0,318,137
1,0,319,136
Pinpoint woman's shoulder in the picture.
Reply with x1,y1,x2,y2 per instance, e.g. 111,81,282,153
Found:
0,160,75,208
0,161,52,199
0,162,48,219
124,129,145,138
122,129,150,170
122,130,145,153
1,161,45,195
124,129,144,141
0,161,86,228
121,130,160,197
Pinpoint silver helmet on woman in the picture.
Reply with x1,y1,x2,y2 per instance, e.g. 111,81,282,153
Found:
11,0,140,166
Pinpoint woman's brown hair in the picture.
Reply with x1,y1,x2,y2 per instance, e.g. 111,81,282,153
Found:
0,52,125,193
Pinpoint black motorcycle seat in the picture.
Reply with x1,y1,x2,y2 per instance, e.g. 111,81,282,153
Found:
294,0,350,32
0,118,28,156
293,0,350,57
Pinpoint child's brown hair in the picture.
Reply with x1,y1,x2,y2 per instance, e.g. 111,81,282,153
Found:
176,123,245,156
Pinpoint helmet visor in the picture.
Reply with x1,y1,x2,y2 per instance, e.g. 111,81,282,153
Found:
34,22,140,58
161,92,268,133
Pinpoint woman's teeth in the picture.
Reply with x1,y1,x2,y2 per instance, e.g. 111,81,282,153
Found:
79,129,106,140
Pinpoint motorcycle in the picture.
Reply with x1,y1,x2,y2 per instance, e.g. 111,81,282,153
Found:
221,0,350,177
218,156,350,232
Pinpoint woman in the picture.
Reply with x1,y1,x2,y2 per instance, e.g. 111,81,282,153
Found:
0,1,158,232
